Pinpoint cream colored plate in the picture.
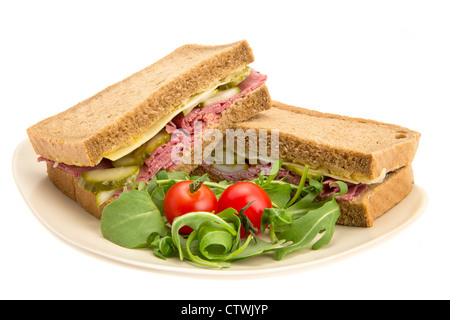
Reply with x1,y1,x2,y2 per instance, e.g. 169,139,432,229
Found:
13,140,428,276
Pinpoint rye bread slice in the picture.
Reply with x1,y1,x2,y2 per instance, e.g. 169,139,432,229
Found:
232,101,420,183
27,40,256,167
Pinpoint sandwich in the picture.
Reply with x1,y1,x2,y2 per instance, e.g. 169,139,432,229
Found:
27,40,271,219
198,101,421,227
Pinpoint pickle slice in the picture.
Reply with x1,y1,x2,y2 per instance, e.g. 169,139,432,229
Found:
283,163,319,179
141,130,171,158
218,66,251,90
200,87,241,108
112,153,140,167
79,166,140,192
112,130,171,167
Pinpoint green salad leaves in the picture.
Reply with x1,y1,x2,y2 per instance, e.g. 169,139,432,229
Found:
100,160,348,269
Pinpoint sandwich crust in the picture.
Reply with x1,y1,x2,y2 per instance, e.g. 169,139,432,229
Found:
232,101,420,182
27,40,255,167
336,165,414,227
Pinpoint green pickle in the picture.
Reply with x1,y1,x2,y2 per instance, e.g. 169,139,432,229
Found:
112,131,171,168
111,153,140,167
79,166,140,193
218,66,251,90
283,163,319,179
141,131,171,159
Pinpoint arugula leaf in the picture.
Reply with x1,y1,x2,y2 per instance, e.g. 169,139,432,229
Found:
274,199,341,260
167,171,190,180
165,208,283,269
256,159,283,187
230,237,286,261
286,165,309,207
169,210,239,268
100,190,168,249
148,233,177,259
150,185,167,214
262,183,292,208
145,177,158,194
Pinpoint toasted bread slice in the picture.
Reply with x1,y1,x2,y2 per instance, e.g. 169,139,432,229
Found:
27,40,257,167
232,101,420,184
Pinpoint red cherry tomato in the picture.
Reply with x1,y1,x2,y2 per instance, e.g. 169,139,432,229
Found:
217,182,272,238
164,181,218,234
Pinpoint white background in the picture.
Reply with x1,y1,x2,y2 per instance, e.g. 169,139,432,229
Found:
2,0,449,300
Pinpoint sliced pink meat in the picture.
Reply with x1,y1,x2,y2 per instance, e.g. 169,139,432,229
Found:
138,68,267,180
171,69,267,133
38,157,113,178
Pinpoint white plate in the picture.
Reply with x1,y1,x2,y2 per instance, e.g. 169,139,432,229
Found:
13,140,428,277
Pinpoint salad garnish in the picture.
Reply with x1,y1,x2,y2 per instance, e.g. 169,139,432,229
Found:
100,160,348,269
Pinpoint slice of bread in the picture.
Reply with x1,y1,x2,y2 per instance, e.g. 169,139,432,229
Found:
195,100,420,227
336,165,414,227
27,40,256,167
44,84,271,219
232,101,420,183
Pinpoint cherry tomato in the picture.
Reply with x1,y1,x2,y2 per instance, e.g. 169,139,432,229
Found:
164,180,218,234
217,182,272,238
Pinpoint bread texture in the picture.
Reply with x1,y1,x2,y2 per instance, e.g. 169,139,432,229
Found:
336,165,414,227
232,101,420,182
27,40,255,167
44,84,271,219
46,163,107,219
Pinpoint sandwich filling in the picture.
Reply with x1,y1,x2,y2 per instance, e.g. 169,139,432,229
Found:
38,67,267,204
201,158,392,203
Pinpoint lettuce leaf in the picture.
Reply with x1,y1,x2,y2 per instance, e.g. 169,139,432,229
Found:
100,190,168,249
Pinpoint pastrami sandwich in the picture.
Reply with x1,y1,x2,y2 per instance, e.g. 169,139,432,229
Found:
27,40,271,218
199,101,421,227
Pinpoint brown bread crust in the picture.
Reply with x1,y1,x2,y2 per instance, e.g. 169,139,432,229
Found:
46,163,106,219
336,165,414,227
27,40,255,166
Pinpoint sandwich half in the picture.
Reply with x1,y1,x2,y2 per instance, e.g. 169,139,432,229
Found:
27,40,271,218
199,101,421,227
